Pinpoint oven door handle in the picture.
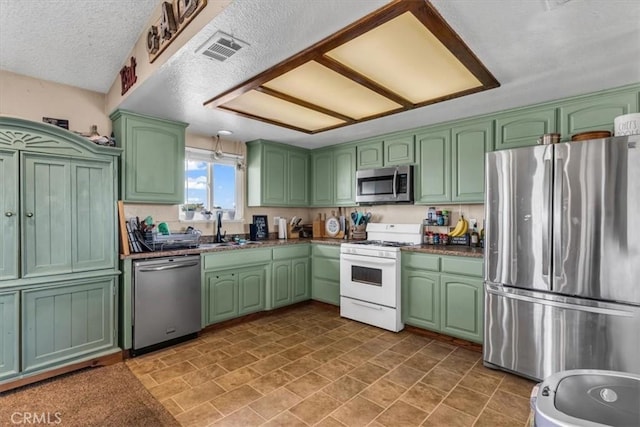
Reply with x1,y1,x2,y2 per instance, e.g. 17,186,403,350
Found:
341,254,397,266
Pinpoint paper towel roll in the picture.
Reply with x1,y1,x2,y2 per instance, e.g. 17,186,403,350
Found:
278,218,287,239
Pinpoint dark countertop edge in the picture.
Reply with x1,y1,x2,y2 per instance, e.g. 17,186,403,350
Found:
120,238,483,260
402,245,484,258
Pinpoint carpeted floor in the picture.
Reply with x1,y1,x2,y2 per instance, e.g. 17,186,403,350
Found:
0,363,178,426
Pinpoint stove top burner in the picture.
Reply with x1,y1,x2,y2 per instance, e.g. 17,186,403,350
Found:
351,240,415,248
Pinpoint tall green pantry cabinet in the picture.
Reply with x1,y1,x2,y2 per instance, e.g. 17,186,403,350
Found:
0,117,121,389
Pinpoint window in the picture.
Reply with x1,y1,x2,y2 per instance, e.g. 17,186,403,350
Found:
181,147,244,221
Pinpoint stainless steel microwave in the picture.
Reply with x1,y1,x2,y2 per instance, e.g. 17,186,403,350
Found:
355,165,413,204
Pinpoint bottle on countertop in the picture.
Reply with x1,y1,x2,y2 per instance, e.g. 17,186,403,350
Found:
470,221,479,247
480,220,485,248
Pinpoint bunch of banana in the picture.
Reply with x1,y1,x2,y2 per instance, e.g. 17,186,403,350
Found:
448,216,469,237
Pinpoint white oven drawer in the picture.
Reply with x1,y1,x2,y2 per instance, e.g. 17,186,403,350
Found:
340,297,403,332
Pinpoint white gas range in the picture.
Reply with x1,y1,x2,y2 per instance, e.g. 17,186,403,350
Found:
340,223,423,332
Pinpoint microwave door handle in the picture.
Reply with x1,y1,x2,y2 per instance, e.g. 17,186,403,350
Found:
392,168,398,198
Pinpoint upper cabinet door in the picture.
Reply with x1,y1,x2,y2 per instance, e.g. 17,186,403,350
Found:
451,120,493,203
71,160,115,272
384,135,415,165
356,141,383,169
288,150,309,206
495,107,557,150
415,129,451,204
310,151,334,206
0,150,18,281
559,91,638,139
333,146,356,206
111,111,186,204
262,145,288,205
22,153,72,277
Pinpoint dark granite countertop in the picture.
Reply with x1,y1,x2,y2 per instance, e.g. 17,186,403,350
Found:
121,238,483,260
401,244,484,258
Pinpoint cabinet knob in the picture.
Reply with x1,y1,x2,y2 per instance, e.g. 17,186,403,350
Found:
5,211,15,217
25,212,34,218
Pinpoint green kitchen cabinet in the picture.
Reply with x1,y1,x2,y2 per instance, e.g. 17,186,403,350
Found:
110,110,187,204
356,140,383,169
247,140,309,207
22,278,117,373
0,291,19,381
238,268,266,316
414,128,451,204
558,90,638,139
205,271,239,324
21,154,72,277
401,252,483,343
451,119,493,203
356,135,414,169
494,106,557,150
402,268,440,330
310,150,334,207
440,274,483,343
21,155,115,278
205,267,267,324
272,245,310,309
333,146,357,206
384,134,415,165
311,244,340,306
0,150,18,281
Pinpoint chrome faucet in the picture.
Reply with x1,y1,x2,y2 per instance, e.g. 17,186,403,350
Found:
215,210,224,243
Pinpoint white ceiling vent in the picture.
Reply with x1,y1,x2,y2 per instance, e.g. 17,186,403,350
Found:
198,31,248,62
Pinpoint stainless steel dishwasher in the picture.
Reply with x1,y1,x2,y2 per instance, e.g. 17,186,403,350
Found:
132,255,201,355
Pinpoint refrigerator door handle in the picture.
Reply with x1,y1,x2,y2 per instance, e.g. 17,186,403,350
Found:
553,158,564,280
542,158,552,280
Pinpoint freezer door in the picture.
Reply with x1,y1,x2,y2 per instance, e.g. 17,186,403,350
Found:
553,136,640,304
485,145,553,290
484,283,640,381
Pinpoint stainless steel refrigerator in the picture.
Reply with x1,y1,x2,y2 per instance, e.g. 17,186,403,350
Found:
484,135,640,381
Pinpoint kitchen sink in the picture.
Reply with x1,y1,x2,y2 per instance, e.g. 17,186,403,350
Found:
199,241,263,248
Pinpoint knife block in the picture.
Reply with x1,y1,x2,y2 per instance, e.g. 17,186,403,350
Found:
288,224,300,239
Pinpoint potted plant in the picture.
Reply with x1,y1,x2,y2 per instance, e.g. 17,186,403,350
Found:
181,203,203,220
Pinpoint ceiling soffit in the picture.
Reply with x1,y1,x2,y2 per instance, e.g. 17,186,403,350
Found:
203,0,500,134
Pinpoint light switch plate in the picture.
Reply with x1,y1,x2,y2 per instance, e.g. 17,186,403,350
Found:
469,218,477,230
274,216,280,225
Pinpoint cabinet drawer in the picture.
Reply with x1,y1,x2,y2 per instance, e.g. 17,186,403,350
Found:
202,248,272,270
312,257,340,282
402,253,440,271
441,256,483,277
312,244,340,259
273,244,310,260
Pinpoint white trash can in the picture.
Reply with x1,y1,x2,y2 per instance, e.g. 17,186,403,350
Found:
531,369,640,427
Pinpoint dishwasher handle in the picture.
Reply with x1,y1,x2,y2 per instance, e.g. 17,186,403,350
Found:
137,261,200,272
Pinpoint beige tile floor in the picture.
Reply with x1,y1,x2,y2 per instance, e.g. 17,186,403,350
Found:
126,304,535,426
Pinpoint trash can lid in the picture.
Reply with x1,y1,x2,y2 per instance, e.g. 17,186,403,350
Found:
536,370,640,427
556,373,639,426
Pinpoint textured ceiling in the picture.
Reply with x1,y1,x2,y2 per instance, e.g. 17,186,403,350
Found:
0,0,161,93
1,0,640,149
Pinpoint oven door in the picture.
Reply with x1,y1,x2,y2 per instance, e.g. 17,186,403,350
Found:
340,253,399,307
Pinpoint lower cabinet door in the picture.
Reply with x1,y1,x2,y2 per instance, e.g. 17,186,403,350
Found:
22,278,116,372
291,258,310,303
205,272,238,325
440,274,483,343
0,291,19,381
402,269,440,330
272,261,292,309
238,268,266,316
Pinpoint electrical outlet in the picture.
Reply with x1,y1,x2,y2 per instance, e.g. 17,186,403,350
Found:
274,216,280,226
469,218,477,229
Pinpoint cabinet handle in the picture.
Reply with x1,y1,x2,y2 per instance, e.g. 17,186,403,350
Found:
25,212,34,218
5,211,15,217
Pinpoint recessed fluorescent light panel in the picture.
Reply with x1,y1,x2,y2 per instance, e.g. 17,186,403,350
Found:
204,0,499,134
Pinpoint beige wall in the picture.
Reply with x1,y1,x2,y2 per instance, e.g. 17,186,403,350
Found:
0,70,110,135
